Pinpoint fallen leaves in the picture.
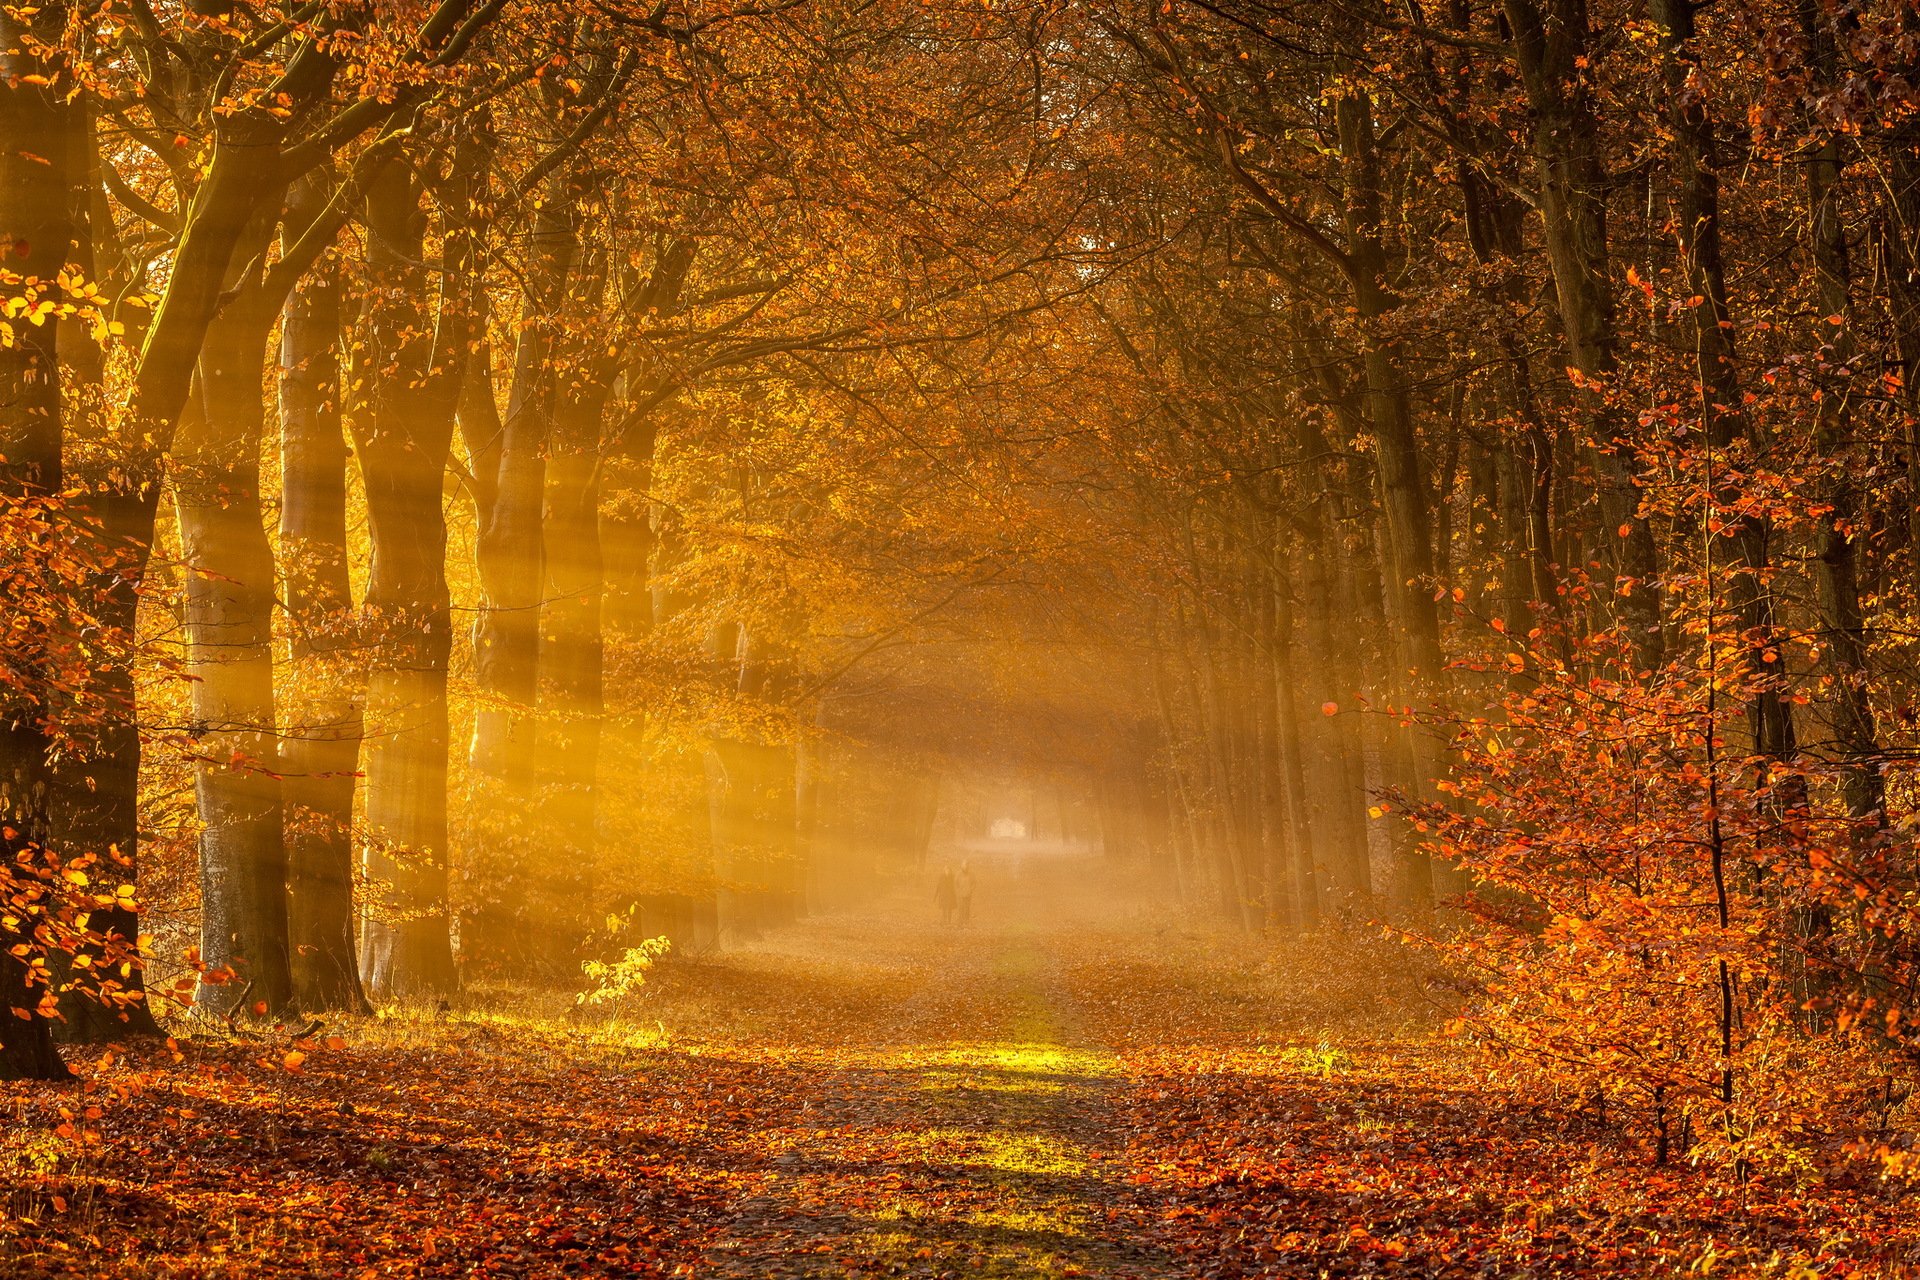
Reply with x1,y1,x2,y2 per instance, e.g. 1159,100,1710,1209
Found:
4,887,1917,1278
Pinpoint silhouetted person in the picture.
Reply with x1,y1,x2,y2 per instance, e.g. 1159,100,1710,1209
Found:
935,867,957,926
956,862,975,927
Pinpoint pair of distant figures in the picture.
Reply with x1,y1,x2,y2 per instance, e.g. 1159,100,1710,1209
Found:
934,864,975,927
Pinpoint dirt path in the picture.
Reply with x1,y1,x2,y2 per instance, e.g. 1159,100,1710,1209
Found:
694,913,1178,1279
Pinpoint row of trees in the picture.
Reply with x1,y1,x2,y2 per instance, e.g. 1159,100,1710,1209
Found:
0,0,1128,1079
1066,0,1920,1172
11,0,1920,1179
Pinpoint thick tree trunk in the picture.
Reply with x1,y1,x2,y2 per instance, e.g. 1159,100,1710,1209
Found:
48,117,162,1043
278,177,369,1013
352,162,472,1001
70,123,284,1028
1334,93,1453,910
470,197,574,789
0,1,75,1077
536,347,613,968
1504,0,1663,662
174,213,295,1016
51,0,483,1033
0,741,67,1079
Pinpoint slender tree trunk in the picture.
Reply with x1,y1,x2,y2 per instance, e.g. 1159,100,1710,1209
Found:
470,197,573,789
1334,92,1454,910
795,716,825,912
1801,1,1882,827
1291,417,1371,901
1883,120,1920,602
1270,537,1320,928
1649,0,1796,768
1191,612,1252,928
1253,562,1291,930
461,191,574,970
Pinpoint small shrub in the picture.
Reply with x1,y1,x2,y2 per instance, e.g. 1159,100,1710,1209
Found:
577,912,673,1009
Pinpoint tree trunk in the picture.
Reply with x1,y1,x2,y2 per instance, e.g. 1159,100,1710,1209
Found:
0,0,75,1077
1291,418,1371,901
352,160,472,1001
174,204,295,1017
536,339,613,969
1648,0,1796,767
1801,0,1882,827
1270,538,1320,929
1504,0,1663,663
1334,91,1455,911
278,175,369,1013
460,191,575,970
470,196,573,790
1250,554,1291,930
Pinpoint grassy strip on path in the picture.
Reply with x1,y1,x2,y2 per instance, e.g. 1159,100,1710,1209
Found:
698,924,1175,1279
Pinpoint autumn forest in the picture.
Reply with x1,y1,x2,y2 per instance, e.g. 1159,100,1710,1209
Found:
9,0,1920,1274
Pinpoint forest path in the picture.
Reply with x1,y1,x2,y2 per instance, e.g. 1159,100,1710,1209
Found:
19,864,1887,1278
690,884,1179,1279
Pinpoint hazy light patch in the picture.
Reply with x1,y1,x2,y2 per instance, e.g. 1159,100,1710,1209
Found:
883,1125,1090,1177
959,1203,1089,1239
911,1041,1106,1075
914,1069,1070,1097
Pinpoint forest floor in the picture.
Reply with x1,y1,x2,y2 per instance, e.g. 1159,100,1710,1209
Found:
5,864,1920,1278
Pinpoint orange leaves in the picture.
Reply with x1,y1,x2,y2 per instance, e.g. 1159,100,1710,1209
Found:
1417,606,1920,1182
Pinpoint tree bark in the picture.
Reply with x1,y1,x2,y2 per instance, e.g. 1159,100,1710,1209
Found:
1800,0,1882,827
0,1,76,1077
1334,92,1453,909
470,196,573,791
1648,0,1796,766
535,323,614,968
1269,534,1320,928
47,100,163,1044
1503,0,1663,662
352,158,473,1001
174,203,295,1016
278,175,369,1012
